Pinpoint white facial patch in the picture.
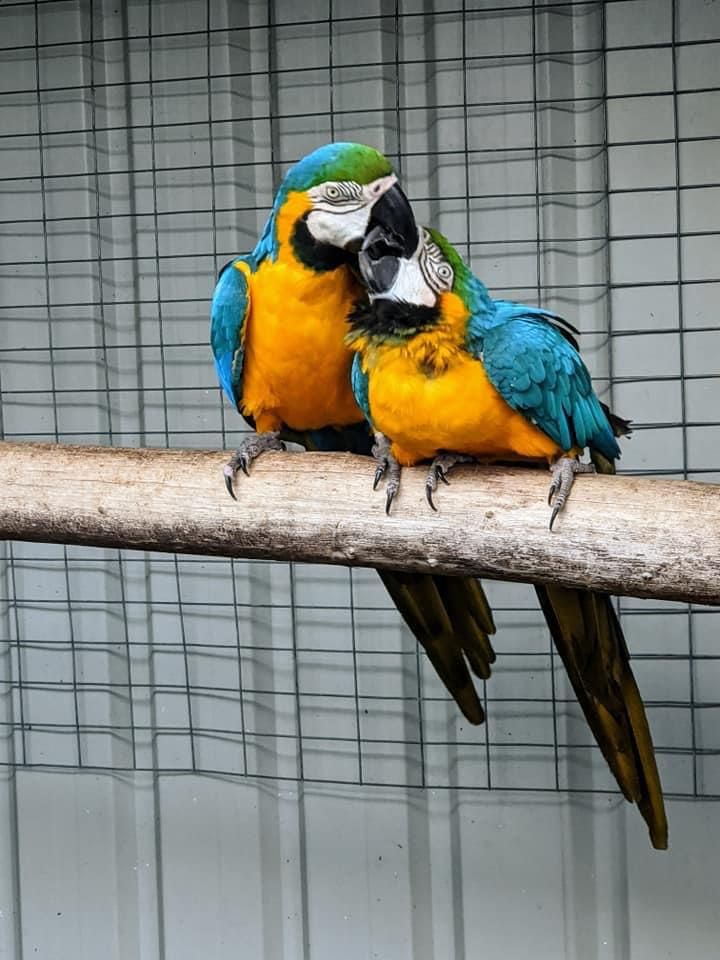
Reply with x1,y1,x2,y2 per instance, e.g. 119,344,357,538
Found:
366,228,453,306
380,257,439,307
305,173,398,248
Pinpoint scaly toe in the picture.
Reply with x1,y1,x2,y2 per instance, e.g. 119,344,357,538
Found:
424,453,475,512
371,433,402,511
223,431,284,498
384,463,402,514
373,462,386,490
547,456,596,529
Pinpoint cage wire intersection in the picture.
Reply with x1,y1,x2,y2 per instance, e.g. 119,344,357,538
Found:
0,0,719,800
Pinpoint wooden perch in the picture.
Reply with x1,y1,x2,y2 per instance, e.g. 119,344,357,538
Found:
0,440,719,605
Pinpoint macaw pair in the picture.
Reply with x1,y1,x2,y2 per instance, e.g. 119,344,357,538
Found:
210,142,667,848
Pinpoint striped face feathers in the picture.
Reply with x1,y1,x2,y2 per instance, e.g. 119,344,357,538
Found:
359,226,454,306
419,229,454,295
305,174,399,249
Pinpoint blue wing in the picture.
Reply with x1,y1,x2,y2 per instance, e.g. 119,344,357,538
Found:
479,310,620,461
210,258,251,410
351,353,371,423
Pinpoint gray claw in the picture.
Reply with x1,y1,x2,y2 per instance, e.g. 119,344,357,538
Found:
426,481,438,512
549,505,561,531
424,453,475,512
371,432,402,514
547,456,596,529
223,465,237,501
223,431,284,498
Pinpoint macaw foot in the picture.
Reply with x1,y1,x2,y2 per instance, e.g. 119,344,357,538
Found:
223,431,285,500
425,453,476,511
547,456,596,530
371,433,402,515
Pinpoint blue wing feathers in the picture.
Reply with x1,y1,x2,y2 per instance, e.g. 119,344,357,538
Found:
351,353,371,423
513,370,531,392
214,352,236,409
210,258,251,409
479,303,620,461
528,355,545,384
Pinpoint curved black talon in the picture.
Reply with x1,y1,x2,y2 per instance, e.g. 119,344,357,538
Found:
549,505,561,531
222,431,284,499
547,456,595,530
224,471,237,501
371,432,402,515
424,455,470,513
425,467,448,512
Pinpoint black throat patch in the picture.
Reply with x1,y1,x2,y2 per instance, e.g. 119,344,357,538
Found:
290,216,357,273
347,298,440,341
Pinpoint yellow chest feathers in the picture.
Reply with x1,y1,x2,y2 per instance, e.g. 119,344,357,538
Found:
240,192,364,431
354,291,469,375
356,294,562,464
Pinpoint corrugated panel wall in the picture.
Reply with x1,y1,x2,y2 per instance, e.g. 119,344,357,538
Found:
1,0,720,957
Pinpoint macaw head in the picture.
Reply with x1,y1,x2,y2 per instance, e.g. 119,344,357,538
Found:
266,142,418,260
358,223,466,306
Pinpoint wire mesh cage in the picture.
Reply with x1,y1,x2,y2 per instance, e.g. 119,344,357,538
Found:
1,0,720,806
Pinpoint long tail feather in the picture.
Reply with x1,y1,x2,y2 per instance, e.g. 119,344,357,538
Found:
377,571,496,726
535,584,668,849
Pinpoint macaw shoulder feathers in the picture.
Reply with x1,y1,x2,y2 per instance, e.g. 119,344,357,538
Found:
492,300,580,349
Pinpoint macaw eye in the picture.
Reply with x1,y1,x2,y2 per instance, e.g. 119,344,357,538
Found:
325,185,341,200
437,263,453,283
420,241,453,294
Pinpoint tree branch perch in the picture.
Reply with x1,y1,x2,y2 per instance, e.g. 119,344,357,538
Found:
1,440,719,605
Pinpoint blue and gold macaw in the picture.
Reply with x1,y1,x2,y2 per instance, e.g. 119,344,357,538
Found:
210,142,497,726
348,223,667,848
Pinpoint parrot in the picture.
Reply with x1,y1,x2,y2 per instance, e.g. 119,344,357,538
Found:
210,142,497,727
347,222,668,849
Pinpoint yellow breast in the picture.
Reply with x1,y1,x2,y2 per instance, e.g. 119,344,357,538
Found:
239,191,364,433
360,294,562,466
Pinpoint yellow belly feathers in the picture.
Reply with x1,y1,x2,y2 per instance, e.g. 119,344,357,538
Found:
238,191,363,433
361,292,563,466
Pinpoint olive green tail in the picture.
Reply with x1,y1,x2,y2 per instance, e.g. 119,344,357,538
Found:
377,571,496,725
535,584,668,850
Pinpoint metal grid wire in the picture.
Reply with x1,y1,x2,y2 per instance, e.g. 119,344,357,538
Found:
0,0,719,800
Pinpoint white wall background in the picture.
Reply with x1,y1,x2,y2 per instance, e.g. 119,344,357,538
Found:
1,0,719,957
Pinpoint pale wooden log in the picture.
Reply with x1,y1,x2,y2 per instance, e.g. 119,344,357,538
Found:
0,440,718,604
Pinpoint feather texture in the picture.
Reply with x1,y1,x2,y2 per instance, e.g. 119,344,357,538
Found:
348,228,668,848
209,144,501,736
210,259,252,410
471,310,620,462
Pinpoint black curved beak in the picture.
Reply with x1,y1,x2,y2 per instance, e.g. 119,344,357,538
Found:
367,183,419,258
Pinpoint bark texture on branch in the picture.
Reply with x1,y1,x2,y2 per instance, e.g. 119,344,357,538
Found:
0,440,719,605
